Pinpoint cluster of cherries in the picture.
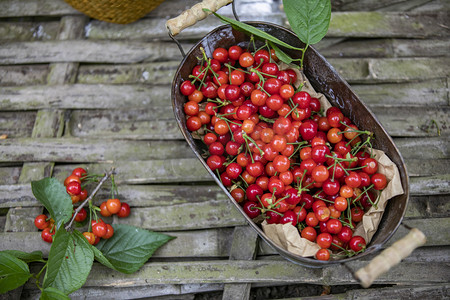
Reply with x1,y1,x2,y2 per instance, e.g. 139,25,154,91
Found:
180,44,388,260
34,168,131,245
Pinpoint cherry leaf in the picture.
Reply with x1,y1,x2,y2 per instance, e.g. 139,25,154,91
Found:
43,228,94,295
283,0,331,45
95,224,175,274
31,178,72,229
40,287,70,300
0,252,32,294
206,9,303,51
1,250,44,263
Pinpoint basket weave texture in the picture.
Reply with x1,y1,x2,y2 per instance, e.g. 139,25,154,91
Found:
64,0,165,24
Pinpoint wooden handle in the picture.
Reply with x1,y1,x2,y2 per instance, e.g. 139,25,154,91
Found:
355,228,426,288
166,0,233,36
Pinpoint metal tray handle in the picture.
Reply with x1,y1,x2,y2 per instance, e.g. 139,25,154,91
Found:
166,0,233,36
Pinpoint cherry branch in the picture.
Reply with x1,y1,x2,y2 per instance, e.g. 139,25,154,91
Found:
65,167,116,231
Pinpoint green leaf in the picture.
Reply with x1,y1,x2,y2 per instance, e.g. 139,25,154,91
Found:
0,252,31,294
43,228,94,295
89,243,117,271
31,178,73,229
40,287,70,300
95,224,175,274
206,9,303,51
283,0,331,45
268,42,294,65
71,230,118,271
2,250,44,263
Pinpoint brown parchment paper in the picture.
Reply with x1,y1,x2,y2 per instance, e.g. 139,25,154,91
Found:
262,67,404,258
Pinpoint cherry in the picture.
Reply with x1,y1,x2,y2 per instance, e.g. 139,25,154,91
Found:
239,52,255,68
263,78,281,95
326,219,342,235
334,196,348,212
301,226,317,242
337,226,353,243
226,162,242,180
207,155,224,171
213,47,228,63
360,191,376,208
242,201,260,218
186,116,202,131
292,91,311,109
299,120,318,141
201,82,218,99
371,173,387,190
246,161,264,177
64,174,81,187
345,171,361,188
316,248,330,261
72,167,87,179
117,202,131,218
184,101,199,116
284,188,301,205
315,206,330,222
305,212,319,227
66,181,81,196
265,211,281,224
279,210,297,226
106,198,121,214
74,208,87,222
240,82,254,97
231,187,245,203
349,236,366,252
316,233,332,249
351,207,364,223
41,228,54,243
228,45,243,61
254,50,270,66
311,165,329,183
103,224,114,239
225,85,241,101
273,155,290,173
246,184,263,202
361,158,378,175
92,221,107,238
180,81,195,96
34,214,49,230
83,232,96,245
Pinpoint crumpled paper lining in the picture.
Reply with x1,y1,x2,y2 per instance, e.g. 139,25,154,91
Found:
262,67,404,258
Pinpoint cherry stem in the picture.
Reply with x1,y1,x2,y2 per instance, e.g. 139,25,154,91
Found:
346,198,353,229
331,242,351,255
312,192,335,204
352,184,374,205
34,261,48,289
242,132,264,157
300,44,308,70
295,82,304,93
289,141,308,160
224,63,251,74
285,103,299,119
65,168,116,231
258,115,275,123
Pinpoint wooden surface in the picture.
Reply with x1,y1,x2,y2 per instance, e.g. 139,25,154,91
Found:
0,0,449,299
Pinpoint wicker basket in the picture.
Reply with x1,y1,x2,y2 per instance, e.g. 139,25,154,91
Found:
64,0,166,24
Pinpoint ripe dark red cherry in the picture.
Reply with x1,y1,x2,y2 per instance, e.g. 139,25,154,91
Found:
349,236,366,252
243,201,260,218
180,81,195,96
299,120,318,141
